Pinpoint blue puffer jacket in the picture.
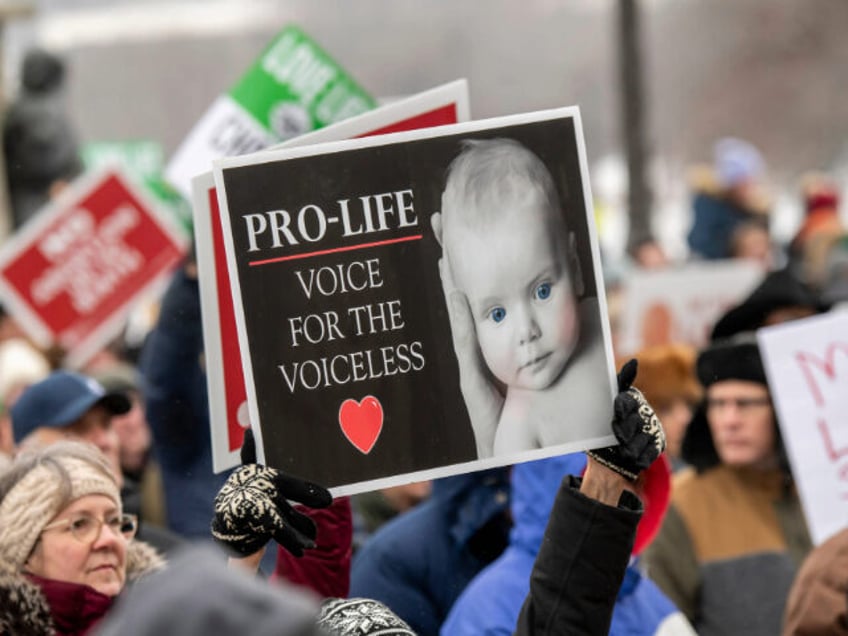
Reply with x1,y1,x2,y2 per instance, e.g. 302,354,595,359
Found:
350,468,511,636
441,454,694,636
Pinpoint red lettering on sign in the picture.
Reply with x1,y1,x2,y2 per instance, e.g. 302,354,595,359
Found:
794,343,848,407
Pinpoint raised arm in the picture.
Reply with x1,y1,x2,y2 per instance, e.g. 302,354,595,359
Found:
514,360,666,635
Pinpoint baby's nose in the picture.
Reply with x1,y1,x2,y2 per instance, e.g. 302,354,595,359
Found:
518,312,541,345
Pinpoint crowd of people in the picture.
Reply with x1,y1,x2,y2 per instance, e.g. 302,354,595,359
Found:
0,47,846,636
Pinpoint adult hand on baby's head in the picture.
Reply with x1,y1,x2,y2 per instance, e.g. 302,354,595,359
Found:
586,359,666,481
431,212,503,459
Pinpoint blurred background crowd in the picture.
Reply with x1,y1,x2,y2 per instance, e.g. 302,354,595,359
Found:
0,1,846,635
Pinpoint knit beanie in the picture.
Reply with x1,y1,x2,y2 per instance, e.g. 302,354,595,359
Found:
317,598,416,635
714,137,764,188
0,444,121,573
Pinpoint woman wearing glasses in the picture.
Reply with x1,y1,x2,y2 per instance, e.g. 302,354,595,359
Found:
0,440,163,635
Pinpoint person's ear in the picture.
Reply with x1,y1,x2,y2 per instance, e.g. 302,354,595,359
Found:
568,232,585,297
430,211,444,248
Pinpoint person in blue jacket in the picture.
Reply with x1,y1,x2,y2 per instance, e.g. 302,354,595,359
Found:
349,467,511,635
441,452,696,635
138,262,227,538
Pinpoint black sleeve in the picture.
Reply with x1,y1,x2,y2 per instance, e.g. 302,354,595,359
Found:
513,476,641,636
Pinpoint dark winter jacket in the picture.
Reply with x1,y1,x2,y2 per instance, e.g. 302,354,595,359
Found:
687,190,765,260
350,469,511,635
512,472,643,635
138,267,227,538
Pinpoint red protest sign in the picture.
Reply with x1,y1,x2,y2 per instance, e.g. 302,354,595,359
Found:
0,169,187,366
194,80,470,472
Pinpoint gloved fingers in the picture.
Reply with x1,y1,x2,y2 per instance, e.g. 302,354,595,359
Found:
616,359,638,393
283,507,320,544
271,520,317,558
270,471,333,509
617,428,653,462
240,428,257,465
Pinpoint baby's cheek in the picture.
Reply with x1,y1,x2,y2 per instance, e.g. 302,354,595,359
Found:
557,298,579,347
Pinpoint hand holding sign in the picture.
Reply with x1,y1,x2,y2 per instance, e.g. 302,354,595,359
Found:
211,429,333,557
431,211,503,458
586,359,666,481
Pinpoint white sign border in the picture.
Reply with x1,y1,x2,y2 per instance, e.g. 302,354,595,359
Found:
213,105,617,494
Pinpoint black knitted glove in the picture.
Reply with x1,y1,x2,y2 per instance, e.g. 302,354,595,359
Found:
586,359,666,481
211,430,333,557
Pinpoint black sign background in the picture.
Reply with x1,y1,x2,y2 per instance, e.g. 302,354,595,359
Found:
220,116,601,488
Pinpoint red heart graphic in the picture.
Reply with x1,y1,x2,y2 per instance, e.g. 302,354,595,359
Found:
339,396,383,454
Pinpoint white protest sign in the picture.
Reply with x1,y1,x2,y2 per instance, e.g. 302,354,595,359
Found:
759,311,848,545
195,80,470,472
167,25,376,199
617,260,763,355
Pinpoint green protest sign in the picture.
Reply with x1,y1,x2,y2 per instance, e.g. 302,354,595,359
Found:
166,25,376,199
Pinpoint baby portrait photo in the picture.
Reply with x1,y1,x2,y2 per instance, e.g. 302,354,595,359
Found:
433,135,614,458
213,107,617,493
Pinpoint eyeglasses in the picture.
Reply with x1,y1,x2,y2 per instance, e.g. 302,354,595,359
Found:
41,512,138,544
706,396,771,413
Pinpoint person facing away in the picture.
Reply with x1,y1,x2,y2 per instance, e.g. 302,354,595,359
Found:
433,137,610,458
687,137,771,260
641,334,812,636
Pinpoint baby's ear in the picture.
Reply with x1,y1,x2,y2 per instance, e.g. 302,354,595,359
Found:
431,211,444,248
568,232,585,297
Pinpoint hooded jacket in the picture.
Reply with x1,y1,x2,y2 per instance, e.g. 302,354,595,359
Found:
0,540,164,636
350,469,511,635
442,454,694,635
138,267,227,538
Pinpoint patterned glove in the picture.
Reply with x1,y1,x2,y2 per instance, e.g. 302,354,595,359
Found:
211,430,333,557
586,359,666,481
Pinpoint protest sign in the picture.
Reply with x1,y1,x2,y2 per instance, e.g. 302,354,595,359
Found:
213,107,616,493
0,168,187,367
759,312,848,545
616,260,764,355
195,80,470,472
167,24,376,199
83,140,191,231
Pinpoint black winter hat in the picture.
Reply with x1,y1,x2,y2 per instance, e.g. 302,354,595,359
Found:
682,334,771,472
696,335,767,388
711,267,824,341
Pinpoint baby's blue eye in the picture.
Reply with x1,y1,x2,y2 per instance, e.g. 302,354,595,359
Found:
535,282,552,300
489,307,506,323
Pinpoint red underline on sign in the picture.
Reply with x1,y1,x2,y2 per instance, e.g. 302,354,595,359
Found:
248,234,424,267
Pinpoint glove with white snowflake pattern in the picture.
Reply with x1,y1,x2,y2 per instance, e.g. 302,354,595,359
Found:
586,359,666,482
211,430,332,557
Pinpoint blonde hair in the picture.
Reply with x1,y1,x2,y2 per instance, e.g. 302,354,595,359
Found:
441,138,564,233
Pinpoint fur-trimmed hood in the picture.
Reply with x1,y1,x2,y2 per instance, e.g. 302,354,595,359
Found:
0,539,164,635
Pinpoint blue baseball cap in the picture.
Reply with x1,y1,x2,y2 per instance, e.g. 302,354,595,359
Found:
10,370,132,443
